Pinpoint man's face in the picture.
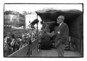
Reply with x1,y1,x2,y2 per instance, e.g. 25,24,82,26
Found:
57,15,64,24
57,18,63,24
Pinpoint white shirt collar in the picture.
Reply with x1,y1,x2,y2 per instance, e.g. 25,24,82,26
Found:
59,22,63,26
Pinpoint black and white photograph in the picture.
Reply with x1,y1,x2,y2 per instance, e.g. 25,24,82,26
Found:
3,3,83,58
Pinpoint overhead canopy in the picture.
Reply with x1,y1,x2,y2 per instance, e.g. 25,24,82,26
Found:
36,9,82,23
36,9,83,38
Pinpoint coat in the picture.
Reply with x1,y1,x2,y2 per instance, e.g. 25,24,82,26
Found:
54,22,69,47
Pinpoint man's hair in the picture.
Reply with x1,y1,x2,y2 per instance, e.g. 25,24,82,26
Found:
58,15,65,21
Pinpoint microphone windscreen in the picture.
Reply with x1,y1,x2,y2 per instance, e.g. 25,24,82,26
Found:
31,19,39,25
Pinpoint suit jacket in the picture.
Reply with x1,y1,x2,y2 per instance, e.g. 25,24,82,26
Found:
54,22,69,45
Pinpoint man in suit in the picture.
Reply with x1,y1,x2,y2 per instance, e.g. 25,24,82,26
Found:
47,15,69,57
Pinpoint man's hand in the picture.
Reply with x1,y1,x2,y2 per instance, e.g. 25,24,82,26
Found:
46,31,55,37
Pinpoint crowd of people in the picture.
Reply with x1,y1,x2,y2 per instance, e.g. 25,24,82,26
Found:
4,29,37,57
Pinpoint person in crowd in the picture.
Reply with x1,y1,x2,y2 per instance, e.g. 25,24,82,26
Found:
4,36,13,56
46,15,69,57
11,38,16,52
17,37,23,48
10,34,19,52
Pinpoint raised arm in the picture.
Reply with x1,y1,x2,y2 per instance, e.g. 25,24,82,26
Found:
46,31,55,37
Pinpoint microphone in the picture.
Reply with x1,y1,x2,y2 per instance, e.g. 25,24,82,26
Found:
31,19,39,25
